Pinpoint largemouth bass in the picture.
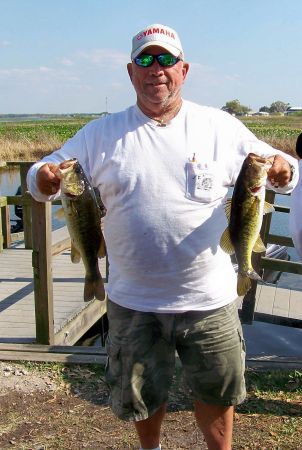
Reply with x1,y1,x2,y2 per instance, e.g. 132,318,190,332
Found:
55,159,106,302
220,153,274,296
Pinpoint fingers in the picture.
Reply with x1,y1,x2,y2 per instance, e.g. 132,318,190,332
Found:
37,163,61,195
267,155,291,188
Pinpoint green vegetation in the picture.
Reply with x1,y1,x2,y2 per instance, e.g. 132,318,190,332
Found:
0,116,103,161
0,117,96,146
0,113,300,162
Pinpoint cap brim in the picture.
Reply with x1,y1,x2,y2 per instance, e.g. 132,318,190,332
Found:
131,42,182,59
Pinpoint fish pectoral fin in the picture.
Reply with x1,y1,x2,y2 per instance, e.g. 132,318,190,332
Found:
98,238,107,259
70,242,81,263
237,269,262,296
263,201,275,215
220,228,235,255
54,207,65,220
253,236,266,253
224,198,232,222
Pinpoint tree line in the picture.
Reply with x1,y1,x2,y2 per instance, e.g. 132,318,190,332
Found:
221,99,290,116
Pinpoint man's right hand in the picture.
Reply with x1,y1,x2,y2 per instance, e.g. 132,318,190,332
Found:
36,163,61,195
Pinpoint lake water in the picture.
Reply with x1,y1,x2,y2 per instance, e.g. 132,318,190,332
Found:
0,168,64,229
1,167,302,290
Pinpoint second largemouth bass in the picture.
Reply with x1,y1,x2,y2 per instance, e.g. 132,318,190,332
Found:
220,153,274,296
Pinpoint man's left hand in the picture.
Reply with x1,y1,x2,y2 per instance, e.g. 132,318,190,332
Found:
267,155,292,188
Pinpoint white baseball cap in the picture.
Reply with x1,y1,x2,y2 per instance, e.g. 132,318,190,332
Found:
131,24,184,60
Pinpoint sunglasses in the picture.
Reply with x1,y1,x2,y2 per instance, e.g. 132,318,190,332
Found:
134,53,181,68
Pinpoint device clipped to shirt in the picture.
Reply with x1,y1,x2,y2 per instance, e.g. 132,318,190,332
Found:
186,153,215,202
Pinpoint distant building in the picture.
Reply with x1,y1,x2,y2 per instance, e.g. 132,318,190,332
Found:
285,107,302,115
253,111,270,116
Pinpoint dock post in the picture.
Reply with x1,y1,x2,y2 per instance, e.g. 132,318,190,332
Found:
31,199,55,344
20,162,34,249
0,197,11,251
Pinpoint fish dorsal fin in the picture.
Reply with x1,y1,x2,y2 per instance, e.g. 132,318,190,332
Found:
263,201,274,215
224,198,232,222
253,235,266,253
220,228,235,255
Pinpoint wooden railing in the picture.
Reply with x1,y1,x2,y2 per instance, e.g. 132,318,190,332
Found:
0,161,108,345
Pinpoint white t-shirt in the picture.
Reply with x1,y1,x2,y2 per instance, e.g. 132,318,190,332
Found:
290,159,302,260
27,100,298,312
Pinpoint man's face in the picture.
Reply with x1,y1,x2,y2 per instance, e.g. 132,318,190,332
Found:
127,46,189,110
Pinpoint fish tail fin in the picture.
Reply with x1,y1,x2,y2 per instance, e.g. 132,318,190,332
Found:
84,274,105,302
94,277,106,301
237,274,251,296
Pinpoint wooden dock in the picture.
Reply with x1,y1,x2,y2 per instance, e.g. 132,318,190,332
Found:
1,238,301,345
0,227,107,345
238,283,302,328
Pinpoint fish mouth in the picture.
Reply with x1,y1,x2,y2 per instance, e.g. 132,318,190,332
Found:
249,185,262,194
55,159,77,179
65,192,78,199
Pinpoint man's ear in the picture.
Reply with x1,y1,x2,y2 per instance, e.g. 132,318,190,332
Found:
182,62,190,82
127,63,133,82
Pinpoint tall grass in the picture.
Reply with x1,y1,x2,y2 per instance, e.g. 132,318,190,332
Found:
0,118,90,162
0,115,300,162
0,133,63,162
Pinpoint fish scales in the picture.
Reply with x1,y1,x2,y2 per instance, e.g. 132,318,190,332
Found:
220,153,274,296
230,183,264,274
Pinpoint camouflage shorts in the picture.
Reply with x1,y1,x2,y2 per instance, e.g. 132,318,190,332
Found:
105,299,246,421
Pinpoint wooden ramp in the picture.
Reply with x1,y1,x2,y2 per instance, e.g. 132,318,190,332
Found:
0,228,107,345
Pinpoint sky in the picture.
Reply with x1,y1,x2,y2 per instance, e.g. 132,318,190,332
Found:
1,0,302,114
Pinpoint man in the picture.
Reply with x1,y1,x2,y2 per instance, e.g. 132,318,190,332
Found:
27,24,298,450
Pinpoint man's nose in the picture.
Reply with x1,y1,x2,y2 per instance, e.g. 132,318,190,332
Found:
149,60,164,75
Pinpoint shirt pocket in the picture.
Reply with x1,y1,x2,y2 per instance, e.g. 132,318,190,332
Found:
185,160,225,203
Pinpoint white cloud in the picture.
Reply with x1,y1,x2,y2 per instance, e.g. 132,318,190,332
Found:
76,48,129,67
0,66,81,85
39,66,52,73
59,57,74,67
0,47,133,112
188,62,241,86
0,40,11,48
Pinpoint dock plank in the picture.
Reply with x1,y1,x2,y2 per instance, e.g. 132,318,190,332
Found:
256,284,276,315
288,290,302,320
272,287,290,318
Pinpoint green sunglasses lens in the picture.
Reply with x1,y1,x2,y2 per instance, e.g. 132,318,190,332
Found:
157,54,177,66
134,53,179,67
135,54,154,67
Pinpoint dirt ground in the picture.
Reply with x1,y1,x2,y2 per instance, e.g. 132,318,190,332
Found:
0,361,301,450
